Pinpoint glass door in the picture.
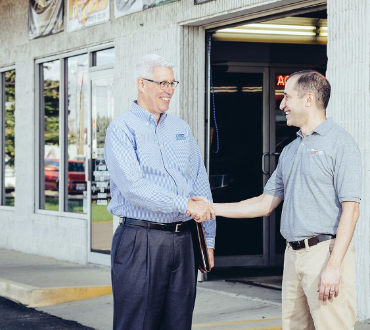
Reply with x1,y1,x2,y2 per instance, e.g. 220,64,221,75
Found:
208,65,270,267
268,68,298,265
88,69,114,265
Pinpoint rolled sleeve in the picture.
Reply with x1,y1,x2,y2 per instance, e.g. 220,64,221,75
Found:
334,142,362,203
264,152,285,199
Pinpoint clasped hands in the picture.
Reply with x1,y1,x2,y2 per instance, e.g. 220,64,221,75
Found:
186,196,214,222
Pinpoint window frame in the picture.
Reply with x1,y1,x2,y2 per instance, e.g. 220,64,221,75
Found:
0,65,16,210
35,42,114,217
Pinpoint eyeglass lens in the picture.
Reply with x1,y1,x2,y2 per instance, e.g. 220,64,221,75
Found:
160,81,178,90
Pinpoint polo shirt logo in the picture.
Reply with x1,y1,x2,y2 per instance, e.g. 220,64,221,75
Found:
176,134,186,140
308,149,323,155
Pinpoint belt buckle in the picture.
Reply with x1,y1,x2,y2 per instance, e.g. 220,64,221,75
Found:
175,224,180,233
290,241,302,250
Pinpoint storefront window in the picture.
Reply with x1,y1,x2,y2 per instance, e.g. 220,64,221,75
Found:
3,69,16,206
66,54,88,213
41,60,60,211
38,47,114,217
93,48,114,66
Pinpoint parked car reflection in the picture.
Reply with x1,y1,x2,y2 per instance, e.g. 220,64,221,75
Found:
44,158,87,194
5,166,15,192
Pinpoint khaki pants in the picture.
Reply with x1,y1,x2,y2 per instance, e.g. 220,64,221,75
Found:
282,239,356,330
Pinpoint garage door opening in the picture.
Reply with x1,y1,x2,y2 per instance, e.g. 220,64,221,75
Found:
206,9,327,272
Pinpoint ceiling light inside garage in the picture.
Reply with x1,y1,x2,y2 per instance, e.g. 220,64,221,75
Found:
214,17,327,45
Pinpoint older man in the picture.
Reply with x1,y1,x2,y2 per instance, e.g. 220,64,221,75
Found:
191,70,362,330
104,54,216,330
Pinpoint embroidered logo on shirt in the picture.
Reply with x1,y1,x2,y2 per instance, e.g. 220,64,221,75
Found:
176,134,186,140
307,148,323,155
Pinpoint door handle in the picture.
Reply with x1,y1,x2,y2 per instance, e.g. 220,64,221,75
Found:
270,152,281,172
262,152,270,175
85,158,92,182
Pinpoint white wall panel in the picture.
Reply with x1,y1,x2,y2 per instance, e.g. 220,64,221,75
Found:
326,0,370,321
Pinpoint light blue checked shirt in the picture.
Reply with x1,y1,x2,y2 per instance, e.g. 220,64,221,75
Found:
104,101,216,248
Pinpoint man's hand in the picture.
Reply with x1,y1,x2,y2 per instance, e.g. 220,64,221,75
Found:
186,197,213,221
318,264,341,301
207,248,214,269
188,194,282,219
187,198,215,222
317,202,359,302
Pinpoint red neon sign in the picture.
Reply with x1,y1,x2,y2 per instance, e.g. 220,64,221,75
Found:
276,75,290,86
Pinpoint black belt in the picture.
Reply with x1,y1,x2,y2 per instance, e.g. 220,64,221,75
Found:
119,217,191,233
288,234,336,250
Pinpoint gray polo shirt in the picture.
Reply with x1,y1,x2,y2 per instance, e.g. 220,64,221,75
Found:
264,117,362,242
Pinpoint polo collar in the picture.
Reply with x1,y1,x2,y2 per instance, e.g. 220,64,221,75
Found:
296,117,334,138
130,101,168,126
312,117,334,136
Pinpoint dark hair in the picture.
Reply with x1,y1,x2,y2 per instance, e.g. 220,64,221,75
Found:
288,70,331,109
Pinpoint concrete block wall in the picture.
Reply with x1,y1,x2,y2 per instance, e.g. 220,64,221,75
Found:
327,0,370,321
0,0,279,263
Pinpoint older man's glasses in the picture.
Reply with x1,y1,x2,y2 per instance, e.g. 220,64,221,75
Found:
143,78,179,90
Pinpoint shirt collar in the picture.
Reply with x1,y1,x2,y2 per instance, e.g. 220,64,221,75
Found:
130,101,168,126
296,117,334,138
312,117,334,136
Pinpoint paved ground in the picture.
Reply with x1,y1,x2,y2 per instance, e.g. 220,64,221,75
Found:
1,248,370,330
36,285,370,329
0,249,111,288
91,221,113,251
0,296,94,330
36,281,283,330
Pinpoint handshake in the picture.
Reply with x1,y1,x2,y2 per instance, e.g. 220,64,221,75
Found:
186,197,215,222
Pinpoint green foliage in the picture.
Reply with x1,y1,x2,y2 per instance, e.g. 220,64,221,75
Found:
91,200,113,223
44,78,60,146
96,114,111,147
5,70,15,167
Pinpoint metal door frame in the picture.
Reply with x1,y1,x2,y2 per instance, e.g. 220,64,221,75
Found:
202,2,327,269
207,64,325,267
207,62,271,267
268,67,295,266
87,68,114,267
268,66,326,265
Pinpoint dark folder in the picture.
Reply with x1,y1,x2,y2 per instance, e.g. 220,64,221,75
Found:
190,220,211,273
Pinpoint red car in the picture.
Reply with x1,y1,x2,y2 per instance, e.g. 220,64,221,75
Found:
44,158,86,194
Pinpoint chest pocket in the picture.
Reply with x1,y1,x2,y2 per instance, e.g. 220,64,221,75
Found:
135,133,162,168
301,149,332,180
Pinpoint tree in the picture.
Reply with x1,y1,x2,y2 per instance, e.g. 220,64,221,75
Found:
5,70,15,167
43,65,60,147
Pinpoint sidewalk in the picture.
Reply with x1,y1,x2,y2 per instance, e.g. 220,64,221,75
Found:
0,248,369,330
0,248,112,308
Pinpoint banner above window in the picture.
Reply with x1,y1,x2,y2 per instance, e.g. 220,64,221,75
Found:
115,0,179,18
68,0,110,32
28,0,64,40
194,0,214,4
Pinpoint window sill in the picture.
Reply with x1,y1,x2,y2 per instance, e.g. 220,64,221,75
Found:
0,205,15,212
35,209,88,220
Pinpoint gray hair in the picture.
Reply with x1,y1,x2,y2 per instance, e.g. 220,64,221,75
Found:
135,54,175,81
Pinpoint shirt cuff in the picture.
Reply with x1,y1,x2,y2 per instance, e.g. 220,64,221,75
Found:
206,236,215,249
263,188,284,200
173,196,189,214
338,197,361,203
